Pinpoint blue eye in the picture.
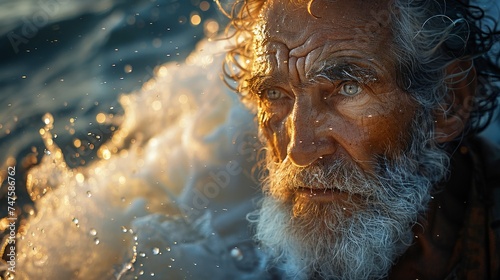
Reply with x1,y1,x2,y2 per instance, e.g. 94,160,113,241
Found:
266,89,283,100
340,82,362,96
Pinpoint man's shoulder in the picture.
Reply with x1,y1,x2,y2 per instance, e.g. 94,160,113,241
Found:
470,136,500,188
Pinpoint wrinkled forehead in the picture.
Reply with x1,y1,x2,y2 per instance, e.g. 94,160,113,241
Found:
252,0,395,76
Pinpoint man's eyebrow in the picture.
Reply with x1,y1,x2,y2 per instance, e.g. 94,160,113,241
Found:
246,74,278,95
309,62,379,83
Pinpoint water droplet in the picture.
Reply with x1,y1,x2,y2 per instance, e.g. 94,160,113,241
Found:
43,113,54,125
124,65,133,73
72,218,79,226
150,272,155,276
89,228,97,236
139,270,144,275
126,263,132,270
230,247,243,261
94,237,100,245
152,247,160,255
139,252,146,257
170,258,175,262
166,246,171,252
86,191,92,197
121,226,128,233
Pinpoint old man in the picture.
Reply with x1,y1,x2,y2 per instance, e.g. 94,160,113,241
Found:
222,0,500,279
10,0,500,279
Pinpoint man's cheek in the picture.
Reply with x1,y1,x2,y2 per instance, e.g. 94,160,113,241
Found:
336,94,386,120
264,115,289,161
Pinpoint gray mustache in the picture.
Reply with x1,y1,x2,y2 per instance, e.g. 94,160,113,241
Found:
266,156,376,196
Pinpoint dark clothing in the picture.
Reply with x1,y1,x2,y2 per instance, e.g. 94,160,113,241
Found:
452,137,500,279
390,137,500,279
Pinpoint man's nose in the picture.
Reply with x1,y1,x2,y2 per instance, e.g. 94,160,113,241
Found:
287,98,335,167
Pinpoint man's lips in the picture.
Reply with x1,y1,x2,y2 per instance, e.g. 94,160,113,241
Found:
295,187,352,203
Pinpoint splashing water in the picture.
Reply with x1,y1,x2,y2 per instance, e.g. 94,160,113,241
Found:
14,39,265,279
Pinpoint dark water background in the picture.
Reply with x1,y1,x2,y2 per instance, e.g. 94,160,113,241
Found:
0,0,229,267
0,0,226,165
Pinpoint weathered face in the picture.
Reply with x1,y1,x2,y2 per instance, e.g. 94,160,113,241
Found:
250,1,449,279
252,0,417,168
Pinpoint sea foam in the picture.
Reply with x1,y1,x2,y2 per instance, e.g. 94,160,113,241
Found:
15,38,264,279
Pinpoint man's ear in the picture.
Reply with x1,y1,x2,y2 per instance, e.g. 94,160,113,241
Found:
434,60,476,143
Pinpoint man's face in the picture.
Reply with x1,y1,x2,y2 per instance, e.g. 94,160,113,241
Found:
249,0,449,279
252,0,418,209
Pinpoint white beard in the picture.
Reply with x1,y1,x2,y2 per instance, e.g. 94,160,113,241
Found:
252,115,449,280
